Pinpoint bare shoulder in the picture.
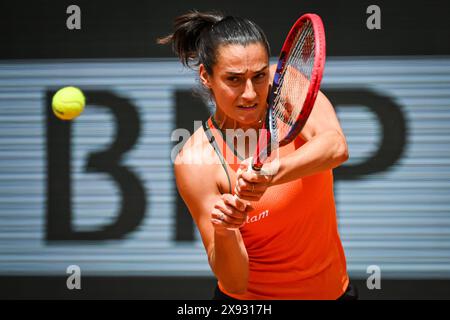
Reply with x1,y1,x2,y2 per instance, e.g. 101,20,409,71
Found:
174,125,216,171
300,90,345,140
174,125,223,196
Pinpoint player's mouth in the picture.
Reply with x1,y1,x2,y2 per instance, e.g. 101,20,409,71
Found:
237,103,257,110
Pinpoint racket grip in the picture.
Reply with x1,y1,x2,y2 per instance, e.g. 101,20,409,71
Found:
233,162,254,206
228,162,253,230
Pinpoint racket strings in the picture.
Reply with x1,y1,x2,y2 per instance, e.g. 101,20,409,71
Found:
274,22,312,111
273,23,314,126
271,20,315,140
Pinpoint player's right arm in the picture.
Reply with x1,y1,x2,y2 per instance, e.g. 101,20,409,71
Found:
174,144,251,294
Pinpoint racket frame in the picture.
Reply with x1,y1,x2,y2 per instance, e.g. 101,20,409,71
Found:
252,13,326,171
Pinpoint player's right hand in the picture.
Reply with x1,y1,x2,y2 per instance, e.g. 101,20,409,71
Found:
211,194,253,231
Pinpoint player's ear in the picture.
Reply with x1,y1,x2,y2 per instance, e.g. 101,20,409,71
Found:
199,64,212,89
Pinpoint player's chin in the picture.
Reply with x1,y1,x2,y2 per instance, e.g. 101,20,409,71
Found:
235,105,264,124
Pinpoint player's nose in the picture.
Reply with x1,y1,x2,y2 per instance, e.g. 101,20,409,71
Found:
241,79,257,101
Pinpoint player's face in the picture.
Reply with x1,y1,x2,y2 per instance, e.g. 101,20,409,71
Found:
200,42,270,129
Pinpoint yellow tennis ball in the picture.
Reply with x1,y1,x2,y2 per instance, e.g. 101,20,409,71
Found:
52,86,85,120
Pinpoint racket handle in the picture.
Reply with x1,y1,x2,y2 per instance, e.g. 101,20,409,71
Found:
233,162,254,207
251,158,263,172
228,162,254,230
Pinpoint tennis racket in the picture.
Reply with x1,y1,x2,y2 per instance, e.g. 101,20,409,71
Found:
233,13,326,209
252,13,326,171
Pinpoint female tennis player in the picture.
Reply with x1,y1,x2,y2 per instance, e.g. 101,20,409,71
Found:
159,10,357,300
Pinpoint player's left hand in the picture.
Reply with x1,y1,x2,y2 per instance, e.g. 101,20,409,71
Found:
235,158,273,202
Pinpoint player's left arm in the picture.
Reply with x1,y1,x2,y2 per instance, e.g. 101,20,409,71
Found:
268,90,349,186
236,67,348,199
236,90,349,198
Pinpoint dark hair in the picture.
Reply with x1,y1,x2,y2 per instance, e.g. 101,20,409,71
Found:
158,10,270,74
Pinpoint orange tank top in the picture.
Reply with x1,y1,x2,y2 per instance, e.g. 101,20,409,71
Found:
204,117,349,300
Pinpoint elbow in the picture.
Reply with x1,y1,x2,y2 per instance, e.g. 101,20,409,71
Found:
335,133,349,165
339,143,349,164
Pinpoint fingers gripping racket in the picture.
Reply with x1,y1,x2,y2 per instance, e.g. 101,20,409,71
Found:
234,13,326,203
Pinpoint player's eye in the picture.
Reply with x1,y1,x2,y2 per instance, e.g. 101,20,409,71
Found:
227,76,240,82
254,73,266,82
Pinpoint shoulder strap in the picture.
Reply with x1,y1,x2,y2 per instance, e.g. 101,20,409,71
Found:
203,119,232,194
